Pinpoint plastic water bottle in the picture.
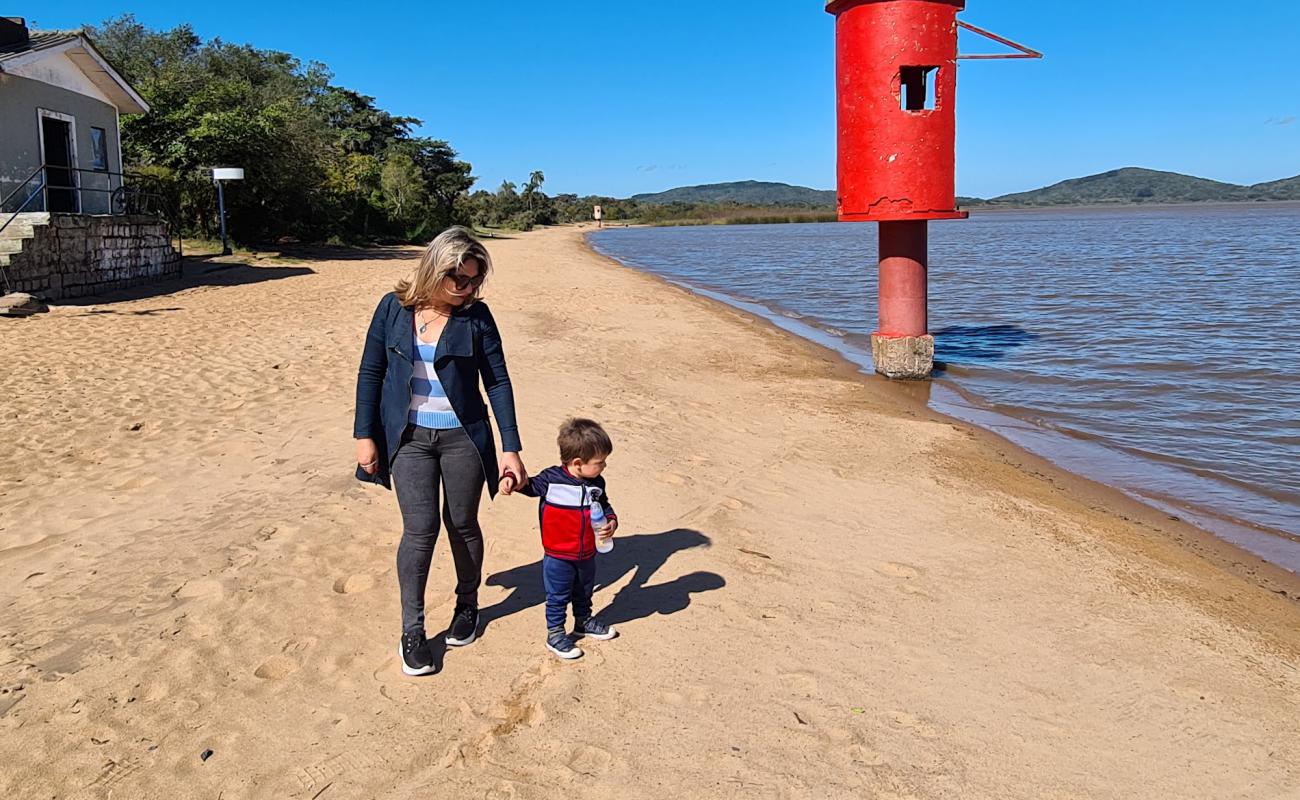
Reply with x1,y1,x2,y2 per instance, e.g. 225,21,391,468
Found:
590,490,613,553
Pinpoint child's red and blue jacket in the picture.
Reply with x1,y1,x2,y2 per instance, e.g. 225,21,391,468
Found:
518,465,617,561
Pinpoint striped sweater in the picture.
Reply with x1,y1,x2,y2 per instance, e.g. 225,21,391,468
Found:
407,330,460,429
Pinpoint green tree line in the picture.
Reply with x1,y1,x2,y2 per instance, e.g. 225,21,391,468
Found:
90,16,612,244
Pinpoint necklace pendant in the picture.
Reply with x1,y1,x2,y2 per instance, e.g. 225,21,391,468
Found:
418,322,428,334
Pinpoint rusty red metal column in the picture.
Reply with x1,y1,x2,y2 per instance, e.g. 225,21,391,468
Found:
827,0,967,379
878,220,928,336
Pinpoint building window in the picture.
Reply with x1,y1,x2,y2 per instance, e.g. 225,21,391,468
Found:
900,66,939,112
90,127,109,171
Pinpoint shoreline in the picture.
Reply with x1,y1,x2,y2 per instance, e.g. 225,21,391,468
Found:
580,227,1300,608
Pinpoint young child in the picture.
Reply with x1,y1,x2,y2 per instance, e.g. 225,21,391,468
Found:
503,418,619,659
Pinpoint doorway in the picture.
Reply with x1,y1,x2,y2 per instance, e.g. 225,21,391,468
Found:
40,113,79,213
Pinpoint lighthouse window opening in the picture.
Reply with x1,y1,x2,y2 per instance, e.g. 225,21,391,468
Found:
900,66,939,112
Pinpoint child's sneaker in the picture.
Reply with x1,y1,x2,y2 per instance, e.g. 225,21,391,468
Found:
546,627,583,659
445,603,478,647
573,617,618,640
399,632,435,676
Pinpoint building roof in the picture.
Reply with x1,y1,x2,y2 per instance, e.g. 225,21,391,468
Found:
0,28,78,61
0,28,149,114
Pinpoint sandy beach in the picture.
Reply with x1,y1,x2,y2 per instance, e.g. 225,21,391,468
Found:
2,225,1299,799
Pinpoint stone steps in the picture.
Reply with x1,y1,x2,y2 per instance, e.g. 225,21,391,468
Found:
1,221,37,237
0,212,50,234
0,213,51,272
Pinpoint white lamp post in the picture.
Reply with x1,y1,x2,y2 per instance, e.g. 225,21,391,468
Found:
212,167,245,255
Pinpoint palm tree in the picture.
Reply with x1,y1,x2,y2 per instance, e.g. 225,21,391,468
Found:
525,170,545,210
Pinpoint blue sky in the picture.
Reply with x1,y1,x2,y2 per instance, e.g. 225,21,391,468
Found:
33,1,1300,198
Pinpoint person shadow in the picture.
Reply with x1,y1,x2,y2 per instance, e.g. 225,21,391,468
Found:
478,528,724,635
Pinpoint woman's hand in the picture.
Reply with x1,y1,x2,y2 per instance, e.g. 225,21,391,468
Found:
356,438,380,475
500,452,527,495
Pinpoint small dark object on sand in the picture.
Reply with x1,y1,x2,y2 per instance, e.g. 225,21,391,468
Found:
201,749,214,761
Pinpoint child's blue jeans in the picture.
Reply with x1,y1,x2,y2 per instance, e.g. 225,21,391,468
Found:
542,554,596,630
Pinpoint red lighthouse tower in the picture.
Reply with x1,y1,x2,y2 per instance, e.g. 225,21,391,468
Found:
826,0,1039,378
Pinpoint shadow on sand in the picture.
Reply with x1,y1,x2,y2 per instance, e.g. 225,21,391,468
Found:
53,255,317,307
478,528,724,635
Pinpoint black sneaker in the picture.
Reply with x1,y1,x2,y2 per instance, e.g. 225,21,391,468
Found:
445,604,478,647
399,632,434,676
546,627,583,660
573,617,618,641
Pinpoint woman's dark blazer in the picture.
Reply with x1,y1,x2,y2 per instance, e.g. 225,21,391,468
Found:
353,292,522,496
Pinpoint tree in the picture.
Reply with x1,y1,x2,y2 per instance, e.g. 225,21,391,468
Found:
524,170,545,210
380,152,426,220
85,15,480,244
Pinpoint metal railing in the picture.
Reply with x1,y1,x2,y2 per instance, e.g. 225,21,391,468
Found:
1,164,183,292
0,163,47,237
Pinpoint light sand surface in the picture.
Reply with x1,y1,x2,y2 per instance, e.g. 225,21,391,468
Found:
2,226,1298,799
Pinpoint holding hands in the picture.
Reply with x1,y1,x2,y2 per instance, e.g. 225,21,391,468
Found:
499,452,528,495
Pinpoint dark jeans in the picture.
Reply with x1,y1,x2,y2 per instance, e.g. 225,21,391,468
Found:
392,424,485,636
542,555,596,630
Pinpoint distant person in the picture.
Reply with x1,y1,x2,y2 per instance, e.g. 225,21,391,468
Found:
354,226,529,676
502,418,619,660
593,204,603,228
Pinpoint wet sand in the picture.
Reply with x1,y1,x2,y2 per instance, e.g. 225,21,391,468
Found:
1,226,1298,799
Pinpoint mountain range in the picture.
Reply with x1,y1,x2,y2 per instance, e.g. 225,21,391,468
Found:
630,169,1300,208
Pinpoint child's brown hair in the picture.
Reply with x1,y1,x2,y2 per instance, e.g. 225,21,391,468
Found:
557,418,613,463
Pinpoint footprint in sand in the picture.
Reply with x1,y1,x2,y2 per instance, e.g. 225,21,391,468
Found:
333,574,376,594
88,757,142,789
114,474,161,491
484,782,519,800
175,578,225,601
778,670,820,695
887,710,940,739
656,471,691,486
872,561,922,580
736,550,783,577
567,744,615,776
282,637,317,654
254,654,299,680
846,744,888,767
659,684,710,707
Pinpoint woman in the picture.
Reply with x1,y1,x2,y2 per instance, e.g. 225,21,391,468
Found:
354,226,528,676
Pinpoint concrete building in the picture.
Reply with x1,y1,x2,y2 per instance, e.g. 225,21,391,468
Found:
0,16,148,214
1,17,179,301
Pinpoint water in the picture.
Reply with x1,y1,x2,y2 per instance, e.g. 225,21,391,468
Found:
590,204,1300,571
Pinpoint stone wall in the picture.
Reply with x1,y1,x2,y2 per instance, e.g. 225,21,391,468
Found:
5,214,181,300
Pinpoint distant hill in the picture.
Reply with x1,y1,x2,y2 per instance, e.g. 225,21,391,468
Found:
628,170,1300,211
632,181,836,207
1247,175,1300,200
979,167,1300,206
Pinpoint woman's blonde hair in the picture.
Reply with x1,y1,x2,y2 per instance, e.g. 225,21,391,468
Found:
396,226,492,308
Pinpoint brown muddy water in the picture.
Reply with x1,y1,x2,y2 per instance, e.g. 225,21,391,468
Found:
590,203,1300,571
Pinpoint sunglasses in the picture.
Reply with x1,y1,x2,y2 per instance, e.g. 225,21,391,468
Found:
445,269,485,291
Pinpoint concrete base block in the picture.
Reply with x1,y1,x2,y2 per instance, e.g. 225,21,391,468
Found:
871,333,934,380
